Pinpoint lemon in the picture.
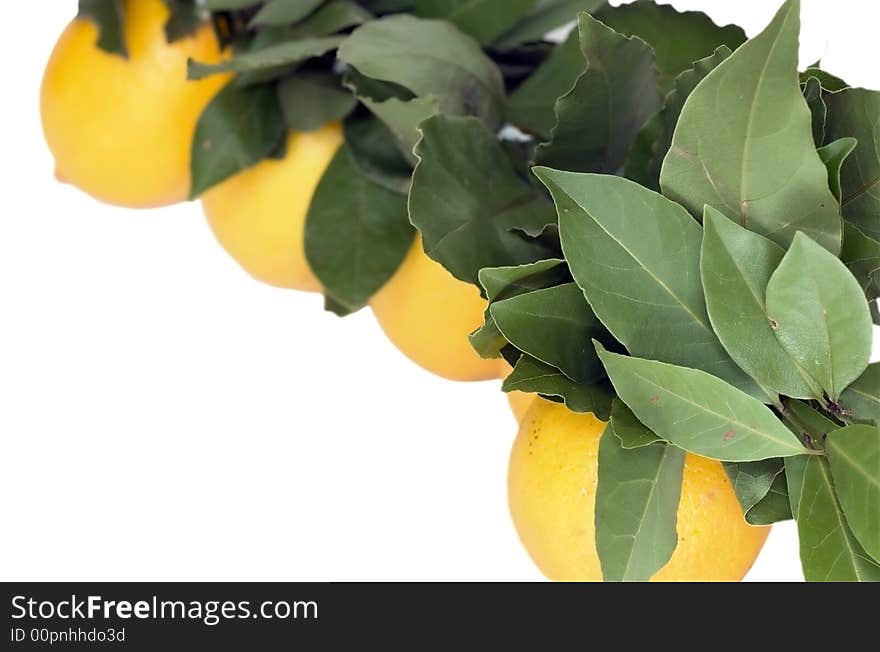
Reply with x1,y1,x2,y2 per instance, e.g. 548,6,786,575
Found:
370,237,500,382
201,125,343,291
41,0,229,208
509,400,770,581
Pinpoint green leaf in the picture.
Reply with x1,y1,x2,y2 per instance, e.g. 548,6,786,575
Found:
796,456,880,581
343,113,412,195
785,454,808,518
839,363,880,426
660,0,842,254
337,15,505,128
596,344,811,462
626,46,732,191
494,0,607,49
800,67,849,93
595,0,746,92
611,399,661,449
358,95,440,164
745,472,793,525
204,0,258,8
78,0,127,57
505,30,582,139
285,0,373,37
824,88,880,242
535,13,661,175
278,70,357,132
190,82,286,197
723,459,785,515
826,425,880,561
841,223,880,302
410,115,556,286
786,399,839,445
765,232,872,400
491,283,611,383
539,170,766,399
503,354,612,419
803,76,826,146
701,207,818,400
250,0,324,27
163,0,202,42
414,0,536,45
818,137,858,202
187,37,343,80
595,428,685,582
304,144,413,309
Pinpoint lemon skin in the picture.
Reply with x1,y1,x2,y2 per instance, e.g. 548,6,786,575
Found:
41,0,230,208
370,237,500,382
509,400,770,581
201,125,343,291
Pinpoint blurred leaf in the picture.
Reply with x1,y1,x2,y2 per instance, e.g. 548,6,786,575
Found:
78,0,127,57
503,355,612,419
596,428,684,582
701,207,817,400
765,233,872,400
745,472,792,525
343,113,412,194
724,459,785,515
610,399,661,449
539,170,766,399
250,0,324,27
535,13,660,175
494,0,606,49
278,70,357,132
286,0,373,36
826,425,880,561
841,224,880,302
190,81,286,197
410,115,556,286
204,0,259,8
796,456,880,581
163,0,203,41
187,36,343,79
660,0,842,254
839,363,880,426
596,0,745,92
304,144,413,309
596,344,810,462
414,0,537,45
491,283,612,383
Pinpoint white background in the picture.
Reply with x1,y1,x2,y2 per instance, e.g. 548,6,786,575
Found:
1,0,878,582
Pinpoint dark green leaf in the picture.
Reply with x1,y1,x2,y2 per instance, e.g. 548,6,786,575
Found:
535,13,661,175
765,232,872,400
824,88,880,242
660,0,842,254
278,70,357,132
785,454,808,518
410,115,556,286
187,37,343,80
304,144,413,309
285,0,373,37
596,428,685,582
494,0,606,49
503,354,612,419
250,0,324,27
611,399,661,449
343,113,412,194
803,76,826,146
163,0,202,42
723,459,785,515
204,0,258,8
841,223,880,302
596,344,811,462
701,207,818,400
324,294,359,317
414,0,536,45
596,0,746,92
796,456,880,581
539,170,766,399
190,82,286,197
359,95,439,164
839,363,880,426
818,137,858,202
360,0,414,12
78,0,127,57
801,67,849,93
745,472,793,525
491,283,611,383
337,15,505,128
786,399,839,445
624,111,664,190
826,425,880,562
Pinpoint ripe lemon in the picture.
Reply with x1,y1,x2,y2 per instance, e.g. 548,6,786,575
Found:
370,237,500,382
40,0,230,208
509,400,770,581
201,125,343,291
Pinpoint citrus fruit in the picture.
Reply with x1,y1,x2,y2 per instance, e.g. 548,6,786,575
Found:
41,0,230,208
201,124,343,291
370,236,500,382
509,400,770,581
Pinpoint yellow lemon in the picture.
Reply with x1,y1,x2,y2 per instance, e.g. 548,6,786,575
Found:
370,237,500,382
509,400,770,581
41,0,230,208
201,125,343,291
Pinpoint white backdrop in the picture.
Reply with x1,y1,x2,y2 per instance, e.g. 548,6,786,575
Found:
2,0,878,582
